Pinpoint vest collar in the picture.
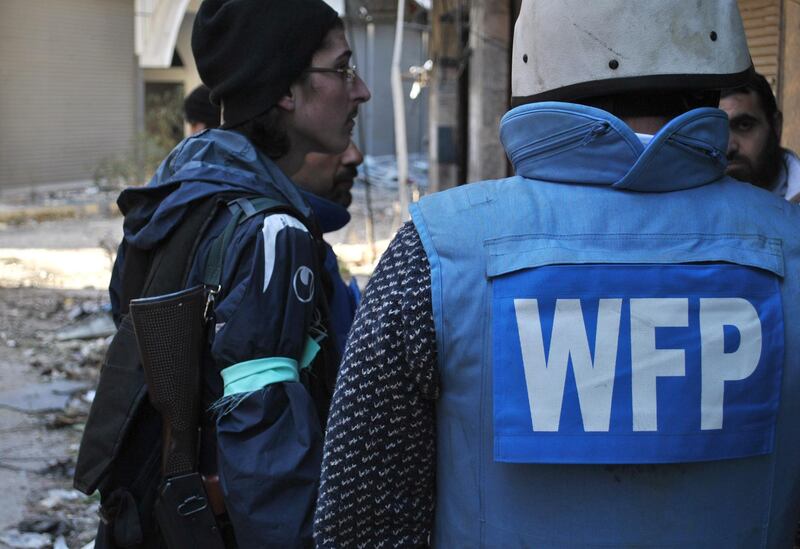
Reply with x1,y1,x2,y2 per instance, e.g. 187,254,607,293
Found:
499,102,729,192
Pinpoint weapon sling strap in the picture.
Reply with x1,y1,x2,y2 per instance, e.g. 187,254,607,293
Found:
202,196,305,288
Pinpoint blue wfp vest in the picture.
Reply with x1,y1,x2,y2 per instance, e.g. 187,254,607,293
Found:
411,102,800,548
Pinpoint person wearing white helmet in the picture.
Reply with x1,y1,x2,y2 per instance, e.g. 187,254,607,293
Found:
315,0,800,547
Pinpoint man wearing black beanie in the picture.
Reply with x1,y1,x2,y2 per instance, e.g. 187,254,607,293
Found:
75,0,370,547
192,0,342,128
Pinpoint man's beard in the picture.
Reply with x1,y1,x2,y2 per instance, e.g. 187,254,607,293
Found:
727,132,784,190
334,166,358,185
328,166,358,207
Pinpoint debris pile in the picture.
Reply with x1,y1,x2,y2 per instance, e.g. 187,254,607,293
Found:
0,488,97,548
0,288,109,548
359,153,429,190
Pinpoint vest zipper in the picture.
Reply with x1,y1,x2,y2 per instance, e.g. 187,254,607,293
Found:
509,121,611,165
666,134,725,165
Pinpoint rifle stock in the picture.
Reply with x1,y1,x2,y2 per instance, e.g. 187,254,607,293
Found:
130,285,226,548
130,285,206,476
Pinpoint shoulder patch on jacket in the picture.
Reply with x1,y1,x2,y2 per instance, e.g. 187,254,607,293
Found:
262,213,309,292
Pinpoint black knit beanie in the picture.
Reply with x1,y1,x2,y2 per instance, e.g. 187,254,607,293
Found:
192,0,340,128
183,85,221,128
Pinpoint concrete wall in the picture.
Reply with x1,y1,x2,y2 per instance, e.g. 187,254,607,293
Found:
426,0,465,191
737,0,800,155
348,20,430,156
142,12,202,100
781,0,800,154
739,0,782,89
0,0,137,191
467,0,510,183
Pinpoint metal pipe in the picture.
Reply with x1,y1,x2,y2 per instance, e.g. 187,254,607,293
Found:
391,0,410,222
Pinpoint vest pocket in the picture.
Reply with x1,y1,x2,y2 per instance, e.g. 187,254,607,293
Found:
485,233,784,279
486,233,784,465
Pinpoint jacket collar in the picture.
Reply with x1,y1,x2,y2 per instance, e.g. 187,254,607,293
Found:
770,149,800,200
119,129,314,249
500,102,729,192
161,129,313,218
300,190,351,233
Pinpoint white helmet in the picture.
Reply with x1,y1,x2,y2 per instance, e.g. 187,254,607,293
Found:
511,0,753,105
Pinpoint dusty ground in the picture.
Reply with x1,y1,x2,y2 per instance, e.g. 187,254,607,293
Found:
0,287,106,549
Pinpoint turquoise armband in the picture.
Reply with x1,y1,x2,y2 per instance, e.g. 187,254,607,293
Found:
221,335,321,397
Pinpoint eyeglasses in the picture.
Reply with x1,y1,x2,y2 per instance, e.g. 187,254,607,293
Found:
304,65,358,83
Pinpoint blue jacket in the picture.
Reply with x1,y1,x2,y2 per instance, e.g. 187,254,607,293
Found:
111,129,332,548
301,191,360,355
411,102,800,547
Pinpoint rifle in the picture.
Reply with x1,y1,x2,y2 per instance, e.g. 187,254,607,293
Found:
129,285,226,549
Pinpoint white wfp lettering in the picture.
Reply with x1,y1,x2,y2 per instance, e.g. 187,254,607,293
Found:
700,298,762,430
514,297,764,433
514,298,622,432
630,298,688,431
514,298,762,432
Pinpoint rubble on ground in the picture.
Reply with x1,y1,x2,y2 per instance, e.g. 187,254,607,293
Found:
360,153,429,189
0,288,107,548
